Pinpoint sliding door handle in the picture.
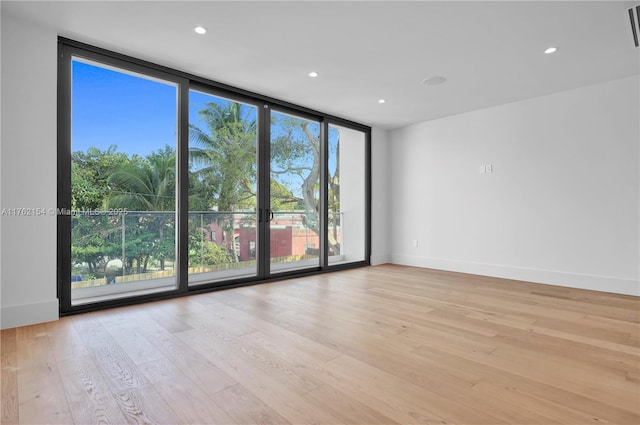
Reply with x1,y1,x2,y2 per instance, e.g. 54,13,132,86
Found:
258,209,274,222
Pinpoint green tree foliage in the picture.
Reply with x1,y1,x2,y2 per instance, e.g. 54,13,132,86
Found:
71,215,121,275
270,115,321,228
187,213,236,267
71,145,130,210
106,145,176,211
190,102,257,211
189,101,260,262
71,102,342,278
106,146,176,272
71,146,130,275
71,146,180,277
270,180,300,210
189,103,341,255
269,114,341,253
189,102,311,213
188,238,234,268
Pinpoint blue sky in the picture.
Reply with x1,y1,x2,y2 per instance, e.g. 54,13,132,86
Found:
72,59,338,179
72,60,178,157
72,60,259,157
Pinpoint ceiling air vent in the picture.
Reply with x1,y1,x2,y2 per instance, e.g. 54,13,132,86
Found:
629,6,640,47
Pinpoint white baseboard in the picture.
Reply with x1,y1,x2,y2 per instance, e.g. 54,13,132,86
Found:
1,299,59,329
370,254,392,266
390,254,640,296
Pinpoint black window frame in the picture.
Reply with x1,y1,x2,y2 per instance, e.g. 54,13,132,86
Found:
58,37,371,316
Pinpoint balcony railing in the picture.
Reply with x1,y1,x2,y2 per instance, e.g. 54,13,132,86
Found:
71,210,343,289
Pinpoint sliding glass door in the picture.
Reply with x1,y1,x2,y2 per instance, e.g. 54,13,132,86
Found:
59,39,370,314
269,110,321,274
188,90,259,284
69,57,179,305
327,124,367,265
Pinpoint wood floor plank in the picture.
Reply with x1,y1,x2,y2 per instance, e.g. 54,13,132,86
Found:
137,358,239,424
1,328,19,425
486,368,640,424
15,324,74,425
302,383,400,425
3,265,639,424
411,343,639,424
44,317,90,362
471,380,612,424
128,306,238,396
492,329,639,378
111,385,180,425
143,306,193,334
72,316,152,392
468,309,639,356
205,296,343,362
320,353,505,424
211,290,318,336
250,291,408,336
531,315,633,345
175,328,346,425
176,311,324,396
411,338,638,414
57,354,129,425
233,333,324,394
297,310,484,389
235,330,341,379
98,309,166,365
209,383,292,425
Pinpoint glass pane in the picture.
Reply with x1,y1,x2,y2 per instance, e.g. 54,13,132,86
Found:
188,90,258,284
70,58,178,304
270,111,321,273
328,124,366,264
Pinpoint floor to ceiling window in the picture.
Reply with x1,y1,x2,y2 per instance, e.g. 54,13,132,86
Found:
327,124,367,265
269,110,321,274
58,39,370,314
68,57,179,305
188,89,259,284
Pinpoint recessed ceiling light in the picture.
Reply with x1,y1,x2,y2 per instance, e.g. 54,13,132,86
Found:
422,76,447,86
194,26,207,35
544,46,558,54
308,71,319,78
378,99,386,104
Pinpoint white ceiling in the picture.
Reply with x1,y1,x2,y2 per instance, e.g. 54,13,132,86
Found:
3,0,639,129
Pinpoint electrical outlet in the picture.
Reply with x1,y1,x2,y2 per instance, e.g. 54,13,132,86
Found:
412,239,419,247
486,164,493,173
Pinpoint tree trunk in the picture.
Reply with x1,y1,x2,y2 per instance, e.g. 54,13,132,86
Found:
301,123,321,233
300,122,340,254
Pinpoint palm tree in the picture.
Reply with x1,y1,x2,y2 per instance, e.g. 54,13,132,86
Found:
106,146,176,272
189,101,257,211
189,101,257,261
189,101,342,260
106,146,176,211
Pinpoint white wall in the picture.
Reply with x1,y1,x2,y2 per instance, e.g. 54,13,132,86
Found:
390,76,640,295
1,13,59,328
370,127,391,265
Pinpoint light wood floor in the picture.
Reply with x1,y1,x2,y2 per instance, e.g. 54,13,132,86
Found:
2,265,639,425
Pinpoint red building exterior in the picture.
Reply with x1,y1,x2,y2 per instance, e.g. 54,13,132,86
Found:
202,215,326,261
